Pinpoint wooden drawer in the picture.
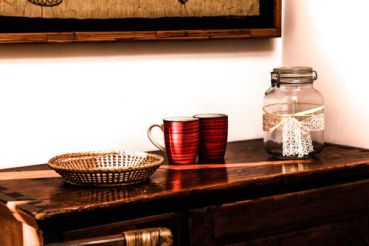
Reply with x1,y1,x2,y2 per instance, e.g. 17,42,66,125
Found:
189,179,369,245
45,212,184,245
231,216,369,246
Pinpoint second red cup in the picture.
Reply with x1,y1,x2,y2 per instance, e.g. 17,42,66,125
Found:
194,114,228,163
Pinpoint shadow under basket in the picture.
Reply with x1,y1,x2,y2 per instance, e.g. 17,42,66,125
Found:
48,151,164,187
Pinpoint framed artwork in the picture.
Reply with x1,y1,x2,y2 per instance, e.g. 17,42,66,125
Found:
0,0,281,43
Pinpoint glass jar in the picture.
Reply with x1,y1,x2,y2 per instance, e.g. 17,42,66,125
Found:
263,66,324,159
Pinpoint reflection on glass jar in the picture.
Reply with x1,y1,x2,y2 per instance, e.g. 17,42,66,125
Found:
263,67,324,159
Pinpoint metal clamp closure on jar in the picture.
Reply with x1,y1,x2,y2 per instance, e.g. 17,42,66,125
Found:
265,67,318,95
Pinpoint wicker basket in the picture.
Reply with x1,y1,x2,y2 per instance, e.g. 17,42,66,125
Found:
48,151,164,187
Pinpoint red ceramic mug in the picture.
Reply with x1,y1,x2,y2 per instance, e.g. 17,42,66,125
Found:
147,117,199,165
194,114,228,163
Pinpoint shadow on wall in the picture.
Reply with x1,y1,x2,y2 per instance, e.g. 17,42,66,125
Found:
0,39,277,60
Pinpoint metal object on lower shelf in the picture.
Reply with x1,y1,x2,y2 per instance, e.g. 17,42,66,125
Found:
47,227,173,246
124,227,173,246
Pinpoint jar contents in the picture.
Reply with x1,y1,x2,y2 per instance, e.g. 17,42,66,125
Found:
263,67,324,159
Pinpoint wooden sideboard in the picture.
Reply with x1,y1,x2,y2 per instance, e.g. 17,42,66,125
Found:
2,139,369,245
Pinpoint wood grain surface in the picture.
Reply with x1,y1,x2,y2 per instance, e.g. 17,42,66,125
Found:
3,139,369,244
2,139,369,234
0,170,60,181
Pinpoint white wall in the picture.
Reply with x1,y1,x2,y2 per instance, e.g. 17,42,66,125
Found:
283,0,369,148
5,1,367,168
0,40,281,168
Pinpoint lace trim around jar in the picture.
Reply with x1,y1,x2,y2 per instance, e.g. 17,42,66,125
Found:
263,105,325,158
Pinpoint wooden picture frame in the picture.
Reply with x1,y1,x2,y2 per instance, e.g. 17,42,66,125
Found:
0,0,281,44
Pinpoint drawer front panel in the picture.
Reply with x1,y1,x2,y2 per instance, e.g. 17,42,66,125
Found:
229,216,369,246
189,179,369,245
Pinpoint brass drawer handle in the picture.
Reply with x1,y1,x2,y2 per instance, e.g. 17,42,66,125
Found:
47,227,173,246
124,227,173,246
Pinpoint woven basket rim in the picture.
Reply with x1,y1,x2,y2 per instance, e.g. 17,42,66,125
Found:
48,151,164,173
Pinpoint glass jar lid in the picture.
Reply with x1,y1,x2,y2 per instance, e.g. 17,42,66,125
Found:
272,66,318,84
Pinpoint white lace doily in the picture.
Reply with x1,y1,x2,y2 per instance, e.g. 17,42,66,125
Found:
264,105,324,158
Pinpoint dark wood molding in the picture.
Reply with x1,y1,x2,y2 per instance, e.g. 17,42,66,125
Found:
0,0,281,44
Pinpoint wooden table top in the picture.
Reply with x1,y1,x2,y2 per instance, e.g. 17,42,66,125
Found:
2,139,369,230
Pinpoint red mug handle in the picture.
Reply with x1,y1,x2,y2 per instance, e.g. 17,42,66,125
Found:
147,124,165,151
